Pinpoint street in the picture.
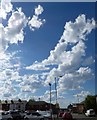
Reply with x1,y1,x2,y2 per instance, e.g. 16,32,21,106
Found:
72,113,97,120
53,113,97,120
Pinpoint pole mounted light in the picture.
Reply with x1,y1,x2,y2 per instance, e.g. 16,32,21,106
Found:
49,83,52,119
55,76,63,118
55,77,57,105
49,83,51,110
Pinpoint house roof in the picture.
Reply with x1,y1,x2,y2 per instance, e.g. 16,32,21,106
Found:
0,100,27,104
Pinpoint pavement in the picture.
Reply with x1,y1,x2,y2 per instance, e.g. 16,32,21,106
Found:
72,113,97,120
52,113,97,120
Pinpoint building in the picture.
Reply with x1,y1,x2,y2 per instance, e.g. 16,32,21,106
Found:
0,100,27,111
26,100,58,113
10,100,27,111
72,103,85,113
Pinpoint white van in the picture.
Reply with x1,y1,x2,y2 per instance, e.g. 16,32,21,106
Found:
85,109,95,117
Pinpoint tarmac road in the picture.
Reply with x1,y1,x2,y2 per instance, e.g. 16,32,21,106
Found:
53,113,97,120
72,113,97,120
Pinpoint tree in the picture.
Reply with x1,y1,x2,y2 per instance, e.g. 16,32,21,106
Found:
84,95,97,114
26,99,35,110
18,99,22,102
67,104,73,110
11,100,14,104
5,100,8,104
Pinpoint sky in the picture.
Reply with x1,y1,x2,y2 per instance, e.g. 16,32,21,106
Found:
11,0,97,2
0,0,96,108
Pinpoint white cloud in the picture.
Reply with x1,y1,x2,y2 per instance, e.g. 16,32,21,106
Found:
82,56,95,66
0,1,45,52
28,5,45,31
73,90,91,102
27,14,96,93
19,74,43,94
26,61,50,71
0,0,46,100
57,67,94,92
0,0,96,108
74,91,91,98
0,0,13,19
35,5,44,16
0,8,28,52
4,7,28,44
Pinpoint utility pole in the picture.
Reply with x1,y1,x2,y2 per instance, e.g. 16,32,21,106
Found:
49,83,52,119
55,77,57,105
49,83,51,110
77,95,80,103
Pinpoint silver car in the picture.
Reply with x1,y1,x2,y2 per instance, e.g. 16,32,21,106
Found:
24,111,44,120
0,111,13,120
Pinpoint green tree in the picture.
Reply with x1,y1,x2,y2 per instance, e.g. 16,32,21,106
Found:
84,95,97,114
26,99,35,110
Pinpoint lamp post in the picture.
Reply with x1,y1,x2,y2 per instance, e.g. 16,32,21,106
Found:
77,95,80,103
49,83,52,119
49,83,51,110
39,98,40,110
55,77,57,105
55,76,62,118
55,77,58,118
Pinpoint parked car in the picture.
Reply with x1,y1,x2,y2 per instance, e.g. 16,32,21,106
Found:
9,110,23,119
19,111,27,119
0,110,13,120
85,109,95,117
58,110,64,118
37,110,51,120
24,111,44,120
62,112,73,120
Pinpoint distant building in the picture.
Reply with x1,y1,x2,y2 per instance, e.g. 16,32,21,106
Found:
26,100,58,113
72,103,85,113
10,100,27,111
0,100,27,111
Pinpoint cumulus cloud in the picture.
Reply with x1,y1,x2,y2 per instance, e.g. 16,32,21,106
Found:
0,0,96,107
35,5,44,16
0,1,45,52
26,61,50,71
26,14,96,93
19,74,43,94
0,0,45,100
82,56,95,66
74,91,91,98
42,14,95,66
5,7,28,44
0,0,13,19
73,90,91,102
28,5,45,31
0,8,28,52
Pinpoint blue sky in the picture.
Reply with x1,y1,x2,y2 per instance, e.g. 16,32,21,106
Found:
0,0,96,108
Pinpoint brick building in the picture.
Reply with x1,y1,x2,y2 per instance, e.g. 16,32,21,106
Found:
0,100,27,111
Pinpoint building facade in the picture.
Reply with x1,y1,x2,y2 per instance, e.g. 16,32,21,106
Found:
0,100,27,111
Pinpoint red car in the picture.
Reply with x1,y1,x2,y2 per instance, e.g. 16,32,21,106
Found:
58,111,64,118
62,112,73,120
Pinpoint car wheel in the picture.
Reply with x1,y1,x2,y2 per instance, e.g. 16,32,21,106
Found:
7,118,13,120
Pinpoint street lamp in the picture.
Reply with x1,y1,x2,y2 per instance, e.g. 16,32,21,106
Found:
55,76,62,106
55,76,62,118
77,95,80,103
55,77,58,118
49,83,51,110
55,77,57,105
49,83,52,119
